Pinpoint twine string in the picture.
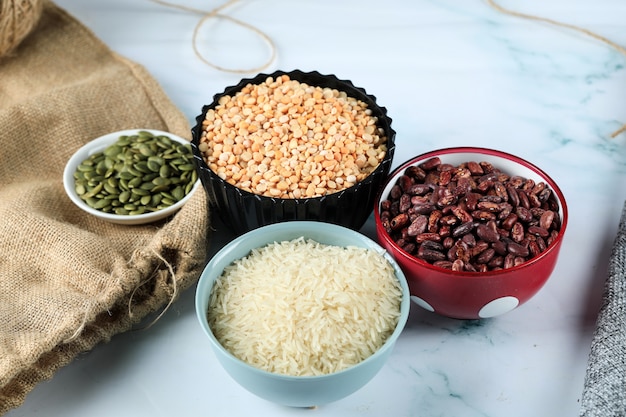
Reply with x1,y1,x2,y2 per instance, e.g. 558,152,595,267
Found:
151,0,276,74
128,248,180,331
486,0,626,138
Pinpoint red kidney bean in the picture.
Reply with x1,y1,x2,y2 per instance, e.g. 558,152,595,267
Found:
476,223,500,243
428,210,443,233
407,215,428,236
507,241,529,257
528,225,550,238
390,184,402,200
493,240,508,256
452,259,464,271
402,243,416,254
451,206,473,223
538,188,552,204
463,233,478,248
488,255,504,269
511,222,525,242
390,213,409,230
529,240,541,257
467,161,483,175
472,210,496,221
398,175,413,192
540,210,555,230
476,247,496,264
379,158,562,272
406,165,426,180
419,157,442,171
421,239,444,251
501,213,518,230
452,221,475,238
477,201,500,212
399,193,411,213
442,236,455,249
517,189,530,209
439,170,453,187
415,232,441,243
434,260,454,269
408,183,431,195
418,245,447,262
537,236,547,252
471,240,489,256
515,206,533,222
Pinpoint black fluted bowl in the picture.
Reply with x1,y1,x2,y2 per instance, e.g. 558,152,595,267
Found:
191,70,396,235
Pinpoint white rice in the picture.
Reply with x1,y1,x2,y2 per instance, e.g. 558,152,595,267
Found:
207,237,403,377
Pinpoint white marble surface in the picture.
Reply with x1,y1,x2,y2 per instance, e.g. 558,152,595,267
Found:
8,0,626,416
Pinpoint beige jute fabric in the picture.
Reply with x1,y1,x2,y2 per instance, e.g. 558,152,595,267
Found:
0,1,209,413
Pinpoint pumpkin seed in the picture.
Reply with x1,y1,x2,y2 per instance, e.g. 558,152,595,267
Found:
73,131,196,216
140,195,152,206
128,177,143,188
93,199,111,209
172,186,184,201
119,190,131,203
103,182,118,195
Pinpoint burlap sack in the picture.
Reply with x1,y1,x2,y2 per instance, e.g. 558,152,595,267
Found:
0,1,209,413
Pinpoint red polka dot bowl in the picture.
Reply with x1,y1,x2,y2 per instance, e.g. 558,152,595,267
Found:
374,147,568,319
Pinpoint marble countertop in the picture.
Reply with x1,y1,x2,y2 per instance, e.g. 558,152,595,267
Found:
8,0,626,416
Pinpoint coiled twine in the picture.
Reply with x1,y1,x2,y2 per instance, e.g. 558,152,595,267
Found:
0,0,43,58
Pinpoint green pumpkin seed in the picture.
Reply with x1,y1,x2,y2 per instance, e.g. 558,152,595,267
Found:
139,181,154,191
119,179,129,191
140,195,152,206
126,166,142,177
82,182,103,199
93,199,111,209
119,171,135,180
143,172,158,182
159,165,171,178
73,131,196,216
104,145,123,158
119,190,131,203
134,161,152,174
103,182,118,195
151,194,163,206
152,176,170,186
139,144,155,157
178,164,195,172
131,188,150,196
85,197,99,207
172,186,184,201
77,163,94,173
147,160,161,173
128,176,143,188
185,180,195,195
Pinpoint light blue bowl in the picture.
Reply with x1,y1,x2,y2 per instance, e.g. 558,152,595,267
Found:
195,221,410,407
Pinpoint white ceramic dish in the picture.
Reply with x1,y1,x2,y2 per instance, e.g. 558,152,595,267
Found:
63,129,200,225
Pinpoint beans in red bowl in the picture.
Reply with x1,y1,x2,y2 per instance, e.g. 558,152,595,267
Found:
374,147,568,319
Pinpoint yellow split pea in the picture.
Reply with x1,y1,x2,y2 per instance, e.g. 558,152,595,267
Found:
198,74,388,199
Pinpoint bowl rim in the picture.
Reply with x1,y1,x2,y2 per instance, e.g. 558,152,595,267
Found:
63,128,200,225
194,220,411,381
190,69,396,202
374,146,569,278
